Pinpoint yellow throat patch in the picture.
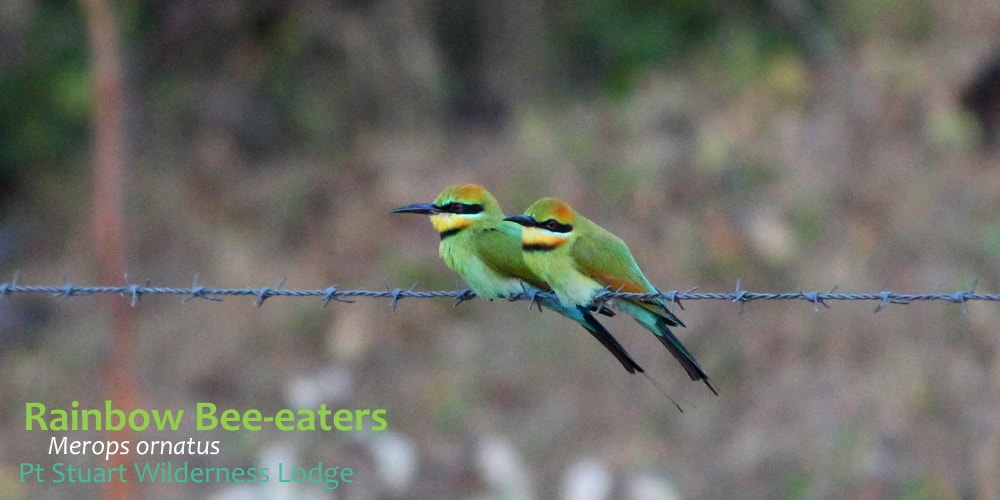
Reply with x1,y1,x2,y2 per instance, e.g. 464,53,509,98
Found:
522,226,568,250
430,213,472,235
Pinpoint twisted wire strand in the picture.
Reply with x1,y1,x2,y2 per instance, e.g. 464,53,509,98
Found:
0,277,994,313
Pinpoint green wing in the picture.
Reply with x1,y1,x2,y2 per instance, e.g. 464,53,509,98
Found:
571,230,683,325
471,221,548,289
570,231,654,295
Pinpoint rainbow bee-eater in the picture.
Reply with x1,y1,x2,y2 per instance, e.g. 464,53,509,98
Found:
390,184,644,374
505,198,718,395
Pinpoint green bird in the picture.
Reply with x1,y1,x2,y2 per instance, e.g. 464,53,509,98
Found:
391,184,645,374
505,197,718,395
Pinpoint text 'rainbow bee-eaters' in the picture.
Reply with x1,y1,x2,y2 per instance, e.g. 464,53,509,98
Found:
505,197,718,395
391,184,645,374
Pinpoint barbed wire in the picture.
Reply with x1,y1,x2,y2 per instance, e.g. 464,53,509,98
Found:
0,275,993,313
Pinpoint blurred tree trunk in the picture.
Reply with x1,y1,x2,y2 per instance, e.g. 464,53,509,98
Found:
80,0,138,498
434,0,550,127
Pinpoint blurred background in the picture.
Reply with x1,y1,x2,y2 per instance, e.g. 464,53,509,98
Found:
2,0,1000,498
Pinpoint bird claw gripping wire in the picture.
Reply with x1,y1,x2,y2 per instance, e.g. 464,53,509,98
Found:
590,287,610,308
452,287,477,307
515,282,545,312
591,287,620,315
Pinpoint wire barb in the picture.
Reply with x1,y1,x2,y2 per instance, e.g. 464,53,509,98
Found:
0,272,16,298
732,280,750,313
321,285,354,308
253,278,287,308
874,291,908,313
383,280,418,312
800,286,836,312
944,280,978,314
55,282,85,298
126,284,143,307
121,275,150,308
658,289,685,313
676,287,697,311
183,275,223,303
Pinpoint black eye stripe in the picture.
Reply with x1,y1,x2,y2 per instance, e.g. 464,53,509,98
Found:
435,202,484,215
540,219,572,233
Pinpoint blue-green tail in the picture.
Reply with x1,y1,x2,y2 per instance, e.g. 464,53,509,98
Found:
538,297,643,374
617,301,718,395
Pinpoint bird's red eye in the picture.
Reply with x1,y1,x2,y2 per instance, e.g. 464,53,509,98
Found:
450,203,464,213
545,220,559,231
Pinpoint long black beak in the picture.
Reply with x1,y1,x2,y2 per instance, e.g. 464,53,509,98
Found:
390,203,440,215
503,214,536,227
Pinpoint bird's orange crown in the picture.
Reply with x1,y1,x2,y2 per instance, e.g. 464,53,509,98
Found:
435,184,488,206
526,197,575,225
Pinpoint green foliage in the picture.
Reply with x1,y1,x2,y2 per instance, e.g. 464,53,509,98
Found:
554,0,811,95
838,0,933,41
0,2,90,177
985,223,1000,257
